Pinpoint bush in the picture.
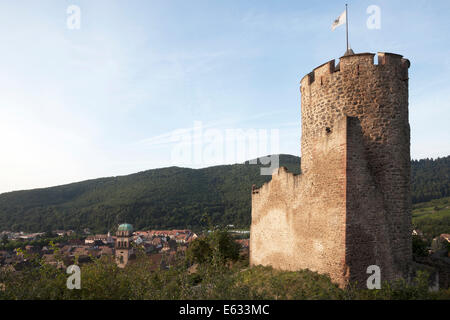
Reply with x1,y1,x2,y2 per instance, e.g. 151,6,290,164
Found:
185,229,240,266
412,235,429,257
1,236,450,300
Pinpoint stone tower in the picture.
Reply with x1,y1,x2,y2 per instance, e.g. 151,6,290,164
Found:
115,223,134,268
250,52,412,287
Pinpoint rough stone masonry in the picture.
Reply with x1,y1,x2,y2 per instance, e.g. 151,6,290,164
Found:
250,52,412,287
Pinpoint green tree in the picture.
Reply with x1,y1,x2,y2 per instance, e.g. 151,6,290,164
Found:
1,234,8,246
209,229,240,263
186,237,212,264
412,235,428,257
186,229,240,265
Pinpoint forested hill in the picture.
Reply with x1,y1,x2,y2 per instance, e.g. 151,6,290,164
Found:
412,156,450,203
0,155,300,233
0,154,448,233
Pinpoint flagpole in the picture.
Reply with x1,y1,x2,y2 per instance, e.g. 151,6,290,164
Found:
346,4,349,52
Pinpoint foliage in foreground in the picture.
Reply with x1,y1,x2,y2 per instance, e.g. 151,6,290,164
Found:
1,255,450,300
1,230,450,300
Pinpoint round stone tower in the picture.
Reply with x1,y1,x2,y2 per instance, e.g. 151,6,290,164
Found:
250,51,412,286
300,52,412,281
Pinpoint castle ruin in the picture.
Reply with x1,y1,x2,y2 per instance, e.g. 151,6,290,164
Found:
250,52,412,287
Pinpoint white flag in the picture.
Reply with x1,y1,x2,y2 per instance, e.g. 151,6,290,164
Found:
331,10,346,31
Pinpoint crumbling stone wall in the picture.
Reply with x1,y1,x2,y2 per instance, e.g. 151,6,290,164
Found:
250,52,412,287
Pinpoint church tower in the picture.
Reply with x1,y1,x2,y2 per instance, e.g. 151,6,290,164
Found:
115,223,134,268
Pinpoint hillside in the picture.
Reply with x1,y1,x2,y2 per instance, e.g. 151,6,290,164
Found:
0,154,448,233
413,196,450,238
0,155,300,233
412,157,450,203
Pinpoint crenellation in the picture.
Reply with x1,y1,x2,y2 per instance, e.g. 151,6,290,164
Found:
313,60,336,85
300,52,409,91
339,53,375,71
378,52,403,65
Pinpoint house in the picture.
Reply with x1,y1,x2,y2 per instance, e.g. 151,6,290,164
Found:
235,239,250,249
431,234,450,253
146,252,178,271
412,229,424,237
135,236,144,245
141,243,155,254
68,239,83,246
54,230,66,237
60,245,74,255
440,234,450,243
85,236,96,244
151,237,162,247
186,233,198,243
98,246,114,256
134,231,152,238
54,230,75,237
71,246,88,257
42,254,64,268
18,233,43,241
84,233,114,245
161,241,171,252
62,246,101,264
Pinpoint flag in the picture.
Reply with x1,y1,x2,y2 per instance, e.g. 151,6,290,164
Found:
331,10,346,31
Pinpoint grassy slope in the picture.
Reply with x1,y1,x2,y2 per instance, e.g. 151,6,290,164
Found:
412,196,450,239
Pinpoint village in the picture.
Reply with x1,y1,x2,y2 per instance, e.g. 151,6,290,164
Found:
0,226,250,271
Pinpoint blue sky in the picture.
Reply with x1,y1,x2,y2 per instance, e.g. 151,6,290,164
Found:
0,0,449,193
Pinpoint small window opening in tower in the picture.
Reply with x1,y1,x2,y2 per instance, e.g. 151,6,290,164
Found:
326,127,331,134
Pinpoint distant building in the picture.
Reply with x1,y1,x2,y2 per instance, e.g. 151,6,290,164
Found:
115,223,134,268
431,234,450,253
18,233,44,241
236,239,249,249
134,229,197,244
99,246,113,257
68,238,83,246
84,232,114,245
441,234,450,243
53,230,74,237
135,236,144,245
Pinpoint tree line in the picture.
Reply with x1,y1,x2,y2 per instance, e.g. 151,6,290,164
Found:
0,155,448,233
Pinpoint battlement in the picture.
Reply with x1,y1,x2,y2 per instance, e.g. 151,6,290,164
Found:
377,52,410,68
252,166,300,197
300,52,410,88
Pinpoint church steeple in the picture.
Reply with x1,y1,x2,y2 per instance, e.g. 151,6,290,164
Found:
115,223,134,268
